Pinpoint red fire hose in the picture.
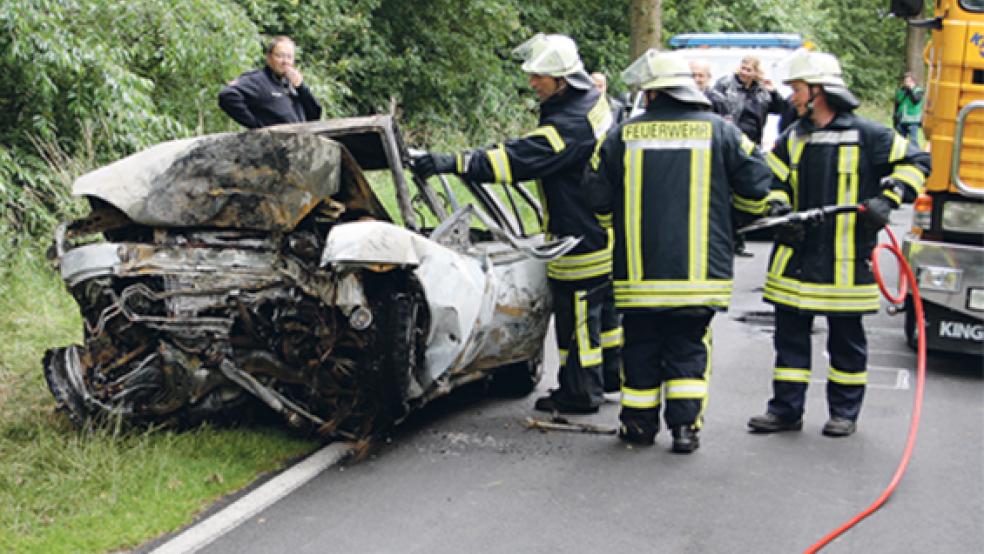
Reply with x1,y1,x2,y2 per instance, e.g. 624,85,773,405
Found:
803,217,927,552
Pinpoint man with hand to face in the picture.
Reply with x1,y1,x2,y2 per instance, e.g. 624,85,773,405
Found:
219,35,322,129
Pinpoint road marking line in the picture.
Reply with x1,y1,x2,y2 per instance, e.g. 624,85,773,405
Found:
895,370,910,390
868,349,915,357
808,378,909,391
151,441,353,554
868,364,908,372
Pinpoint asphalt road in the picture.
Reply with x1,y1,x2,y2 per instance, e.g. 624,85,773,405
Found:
170,207,983,554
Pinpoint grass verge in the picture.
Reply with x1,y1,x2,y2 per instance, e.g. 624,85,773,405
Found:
0,247,318,553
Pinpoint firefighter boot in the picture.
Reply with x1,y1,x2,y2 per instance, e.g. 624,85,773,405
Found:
747,412,803,433
534,392,599,415
670,425,700,454
617,416,656,446
821,417,857,437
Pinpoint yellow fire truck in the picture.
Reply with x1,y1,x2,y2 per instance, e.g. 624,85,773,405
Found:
892,0,984,355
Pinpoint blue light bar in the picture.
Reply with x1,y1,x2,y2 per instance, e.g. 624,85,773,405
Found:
669,33,803,49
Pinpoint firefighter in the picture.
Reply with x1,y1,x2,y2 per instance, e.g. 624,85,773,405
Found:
747,51,930,437
412,33,620,414
584,50,774,453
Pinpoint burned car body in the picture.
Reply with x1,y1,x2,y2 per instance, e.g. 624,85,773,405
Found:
44,115,572,438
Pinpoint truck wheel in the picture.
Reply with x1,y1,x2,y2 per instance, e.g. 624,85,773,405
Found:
904,295,918,351
489,353,543,397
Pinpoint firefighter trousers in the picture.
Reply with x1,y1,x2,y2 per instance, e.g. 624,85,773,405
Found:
767,308,868,422
619,310,714,435
600,282,624,393
550,280,606,409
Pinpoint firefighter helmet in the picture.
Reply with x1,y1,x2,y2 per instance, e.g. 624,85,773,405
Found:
512,33,593,90
621,49,710,107
784,51,845,86
784,50,859,110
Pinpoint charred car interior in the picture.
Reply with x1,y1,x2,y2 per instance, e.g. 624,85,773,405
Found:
43,115,575,441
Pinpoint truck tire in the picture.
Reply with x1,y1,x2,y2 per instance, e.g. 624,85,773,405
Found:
904,295,918,351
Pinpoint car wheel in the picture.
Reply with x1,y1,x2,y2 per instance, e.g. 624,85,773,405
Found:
363,270,428,428
489,353,543,397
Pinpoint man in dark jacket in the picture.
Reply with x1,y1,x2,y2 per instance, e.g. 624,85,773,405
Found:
689,59,731,117
713,55,786,146
413,34,618,414
748,51,930,437
584,50,775,453
218,36,322,129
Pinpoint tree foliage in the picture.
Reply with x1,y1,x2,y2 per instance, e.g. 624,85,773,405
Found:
0,0,258,236
1,0,915,241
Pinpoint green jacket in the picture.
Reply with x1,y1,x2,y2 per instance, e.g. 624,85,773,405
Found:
894,86,924,126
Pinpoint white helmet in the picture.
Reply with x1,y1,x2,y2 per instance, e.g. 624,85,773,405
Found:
784,51,846,86
784,50,859,110
512,33,594,90
621,49,710,107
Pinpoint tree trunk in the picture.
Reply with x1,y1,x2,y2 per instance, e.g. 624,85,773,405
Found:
630,0,661,60
903,3,927,84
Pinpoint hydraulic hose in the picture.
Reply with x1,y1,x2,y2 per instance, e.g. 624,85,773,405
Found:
804,222,927,553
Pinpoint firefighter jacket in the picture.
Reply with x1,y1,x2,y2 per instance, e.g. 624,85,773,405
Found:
456,87,614,284
763,112,931,314
583,95,774,312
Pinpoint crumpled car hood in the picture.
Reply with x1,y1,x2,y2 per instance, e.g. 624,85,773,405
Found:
72,129,342,231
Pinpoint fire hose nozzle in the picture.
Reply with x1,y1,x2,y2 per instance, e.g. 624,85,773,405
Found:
737,204,861,235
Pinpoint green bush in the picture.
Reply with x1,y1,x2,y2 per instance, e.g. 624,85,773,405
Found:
0,0,911,244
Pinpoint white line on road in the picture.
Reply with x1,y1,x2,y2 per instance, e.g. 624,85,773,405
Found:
808,378,909,390
867,349,915,357
896,370,910,390
151,441,353,554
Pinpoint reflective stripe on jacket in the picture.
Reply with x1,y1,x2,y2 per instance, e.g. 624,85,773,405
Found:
763,112,931,314
459,87,613,283
584,96,773,312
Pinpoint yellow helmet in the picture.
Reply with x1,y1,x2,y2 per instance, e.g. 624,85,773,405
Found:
621,49,710,106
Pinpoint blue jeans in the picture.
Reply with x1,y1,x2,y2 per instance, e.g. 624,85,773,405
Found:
897,123,921,149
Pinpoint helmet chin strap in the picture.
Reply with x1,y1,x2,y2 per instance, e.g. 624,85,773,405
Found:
803,85,820,120
540,77,567,102
553,77,568,97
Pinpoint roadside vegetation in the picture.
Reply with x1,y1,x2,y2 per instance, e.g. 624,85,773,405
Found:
0,248,317,553
0,0,914,551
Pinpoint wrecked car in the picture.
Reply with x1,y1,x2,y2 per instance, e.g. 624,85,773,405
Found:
43,115,575,440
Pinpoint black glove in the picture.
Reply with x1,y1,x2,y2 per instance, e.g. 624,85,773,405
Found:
412,152,456,180
766,198,792,217
860,178,903,230
879,176,910,203
860,195,895,230
774,222,806,248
